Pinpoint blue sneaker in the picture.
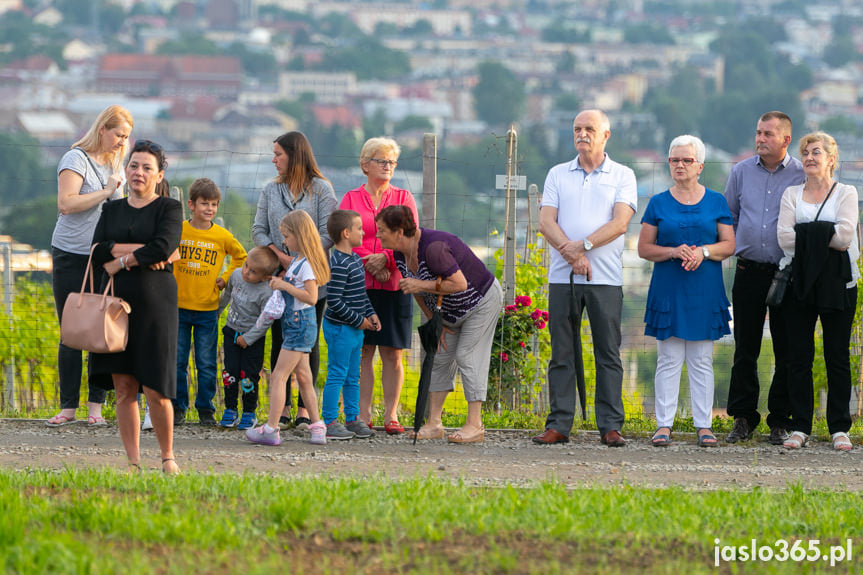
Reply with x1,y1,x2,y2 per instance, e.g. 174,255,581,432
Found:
219,409,239,428
237,411,257,430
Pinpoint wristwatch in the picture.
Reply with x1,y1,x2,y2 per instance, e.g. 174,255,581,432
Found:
583,238,593,251
702,246,710,259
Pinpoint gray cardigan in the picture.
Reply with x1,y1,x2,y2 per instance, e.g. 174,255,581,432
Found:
252,177,337,252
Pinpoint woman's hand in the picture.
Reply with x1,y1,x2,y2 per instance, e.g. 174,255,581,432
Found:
398,277,427,294
107,174,123,193
362,253,388,275
372,269,390,283
103,258,123,277
438,326,455,352
677,245,704,271
276,250,293,270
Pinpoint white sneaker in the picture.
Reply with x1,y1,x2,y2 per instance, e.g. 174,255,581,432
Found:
309,421,327,445
141,411,153,431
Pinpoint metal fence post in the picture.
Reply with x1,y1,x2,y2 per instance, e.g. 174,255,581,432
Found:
422,134,437,229
1,241,14,410
503,127,517,305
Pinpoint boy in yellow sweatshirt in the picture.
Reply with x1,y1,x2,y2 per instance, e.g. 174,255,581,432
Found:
173,178,246,425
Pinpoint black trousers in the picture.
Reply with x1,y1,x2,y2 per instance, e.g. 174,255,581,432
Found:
269,297,326,411
726,258,791,429
784,287,856,435
51,247,110,409
222,325,264,414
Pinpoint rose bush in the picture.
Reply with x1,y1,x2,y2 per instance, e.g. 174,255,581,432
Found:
489,294,549,411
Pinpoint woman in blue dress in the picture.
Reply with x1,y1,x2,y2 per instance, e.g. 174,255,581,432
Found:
638,135,736,447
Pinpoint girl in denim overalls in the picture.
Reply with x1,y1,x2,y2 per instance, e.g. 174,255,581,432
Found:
246,211,330,446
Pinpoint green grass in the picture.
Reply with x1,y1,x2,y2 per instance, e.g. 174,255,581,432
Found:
1,468,861,574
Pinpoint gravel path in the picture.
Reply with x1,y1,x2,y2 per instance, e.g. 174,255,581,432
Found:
2,419,861,490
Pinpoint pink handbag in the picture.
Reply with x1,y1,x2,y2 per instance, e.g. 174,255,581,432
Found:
60,245,132,353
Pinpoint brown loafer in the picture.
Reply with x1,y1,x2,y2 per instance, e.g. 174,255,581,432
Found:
532,428,569,445
600,430,626,447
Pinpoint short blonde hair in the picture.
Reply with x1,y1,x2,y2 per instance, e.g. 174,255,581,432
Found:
359,137,401,175
246,246,279,276
798,131,839,177
72,105,134,172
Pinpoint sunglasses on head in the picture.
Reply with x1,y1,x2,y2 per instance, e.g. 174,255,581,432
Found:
131,140,166,168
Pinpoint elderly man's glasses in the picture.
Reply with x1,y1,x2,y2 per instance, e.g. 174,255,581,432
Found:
369,158,397,167
668,157,697,166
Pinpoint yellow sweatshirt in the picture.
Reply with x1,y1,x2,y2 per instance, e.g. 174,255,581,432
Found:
174,221,246,311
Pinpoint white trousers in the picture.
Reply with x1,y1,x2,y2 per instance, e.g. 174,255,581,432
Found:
654,337,714,429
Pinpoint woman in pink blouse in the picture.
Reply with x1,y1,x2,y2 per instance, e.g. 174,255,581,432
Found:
339,137,418,435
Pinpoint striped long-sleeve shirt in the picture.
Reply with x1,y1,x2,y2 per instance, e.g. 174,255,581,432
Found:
324,249,376,328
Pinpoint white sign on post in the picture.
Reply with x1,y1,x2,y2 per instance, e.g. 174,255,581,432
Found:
495,175,527,190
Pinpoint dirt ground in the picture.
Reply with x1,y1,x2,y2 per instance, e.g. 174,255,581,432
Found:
1,419,862,490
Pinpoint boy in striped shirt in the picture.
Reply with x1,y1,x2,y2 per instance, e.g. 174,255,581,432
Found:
322,210,380,440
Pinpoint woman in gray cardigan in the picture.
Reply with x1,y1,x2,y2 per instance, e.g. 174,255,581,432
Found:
252,131,337,429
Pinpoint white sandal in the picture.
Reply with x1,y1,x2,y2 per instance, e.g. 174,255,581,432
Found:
783,431,808,449
831,432,853,452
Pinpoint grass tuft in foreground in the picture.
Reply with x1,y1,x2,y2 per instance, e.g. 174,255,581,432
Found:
1,468,861,574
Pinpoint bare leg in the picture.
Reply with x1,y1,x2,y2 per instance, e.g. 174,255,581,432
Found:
113,375,141,467
460,401,484,434
379,346,404,424
293,356,320,423
86,401,103,419
359,344,377,423
268,349,302,428
418,390,448,432
143,385,178,474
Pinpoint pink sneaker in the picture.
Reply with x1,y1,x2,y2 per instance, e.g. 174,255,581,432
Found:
309,421,327,445
246,424,281,446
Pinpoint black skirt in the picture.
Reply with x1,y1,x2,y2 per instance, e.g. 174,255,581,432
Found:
363,289,413,349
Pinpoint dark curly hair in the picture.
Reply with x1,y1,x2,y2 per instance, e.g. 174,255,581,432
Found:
375,205,417,237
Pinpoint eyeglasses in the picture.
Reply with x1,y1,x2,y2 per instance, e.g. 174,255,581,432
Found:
369,158,398,168
668,157,697,166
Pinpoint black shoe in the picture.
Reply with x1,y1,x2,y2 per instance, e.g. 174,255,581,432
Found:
173,410,186,426
725,418,752,443
198,410,217,426
768,427,789,445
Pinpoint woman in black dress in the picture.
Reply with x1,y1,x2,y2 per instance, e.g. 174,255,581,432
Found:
90,140,183,474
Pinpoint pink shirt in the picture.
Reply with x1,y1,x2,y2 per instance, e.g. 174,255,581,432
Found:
339,184,418,291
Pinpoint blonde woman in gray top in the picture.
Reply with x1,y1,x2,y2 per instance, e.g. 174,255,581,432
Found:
777,131,859,451
47,105,133,428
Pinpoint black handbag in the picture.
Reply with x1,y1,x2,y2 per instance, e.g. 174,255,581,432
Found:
766,182,837,307
765,265,791,307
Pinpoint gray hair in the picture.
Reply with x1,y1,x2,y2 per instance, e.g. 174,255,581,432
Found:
668,135,706,164
573,109,611,133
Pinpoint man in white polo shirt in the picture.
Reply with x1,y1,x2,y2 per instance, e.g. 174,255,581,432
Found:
534,109,637,446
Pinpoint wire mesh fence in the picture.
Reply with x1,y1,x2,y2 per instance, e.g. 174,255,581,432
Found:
2,139,863,422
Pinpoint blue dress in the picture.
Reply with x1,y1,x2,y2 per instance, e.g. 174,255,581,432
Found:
642,189,733,341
